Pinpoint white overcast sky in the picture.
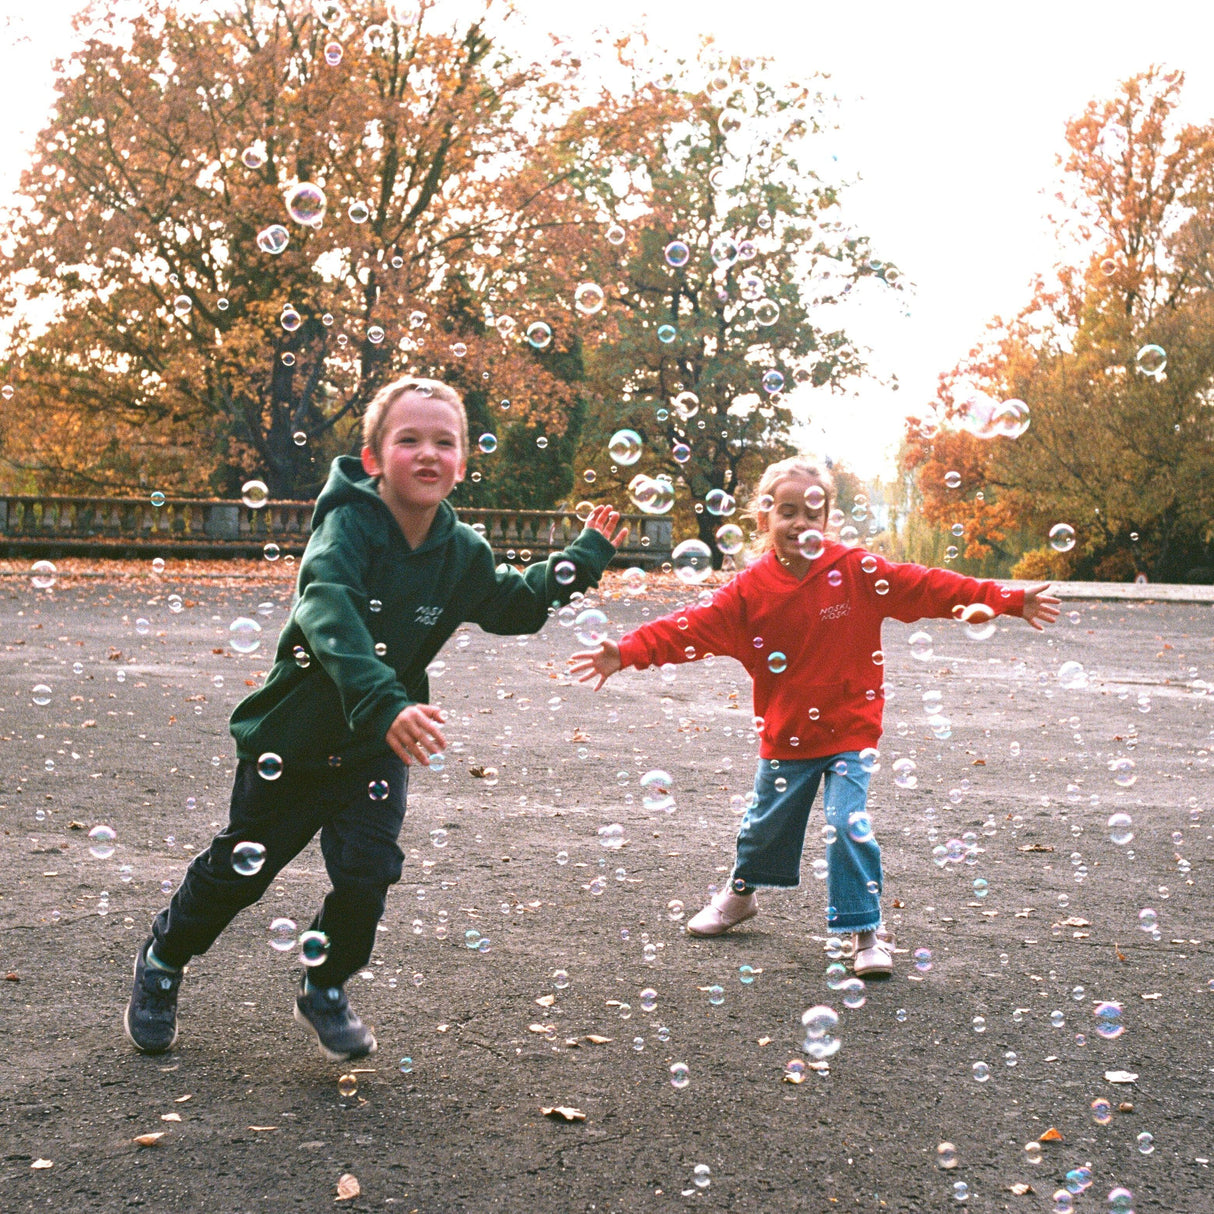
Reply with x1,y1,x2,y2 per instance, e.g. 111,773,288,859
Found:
4,0,1214,480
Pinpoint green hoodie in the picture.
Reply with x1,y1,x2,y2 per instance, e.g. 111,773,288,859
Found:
230,455,616,769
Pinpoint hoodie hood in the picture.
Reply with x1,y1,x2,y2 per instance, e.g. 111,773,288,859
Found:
313,455,457,553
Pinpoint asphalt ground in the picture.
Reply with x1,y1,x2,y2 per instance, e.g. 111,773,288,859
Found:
1,561,1211,1213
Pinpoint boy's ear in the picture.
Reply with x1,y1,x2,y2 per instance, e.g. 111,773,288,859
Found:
454,455,467,485
361,445,382,478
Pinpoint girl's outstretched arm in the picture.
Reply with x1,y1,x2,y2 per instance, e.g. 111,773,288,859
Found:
569,640,622,690
582,505,630,549
1021,582,1061,631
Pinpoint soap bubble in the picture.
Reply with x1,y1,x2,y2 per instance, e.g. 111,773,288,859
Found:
761,369,785,394
1107,1188,1134,1213
337,1073,358,1099
1137,907,1157,932
257,224,289,254
1136,1131,1154,1155
269,917,297,951
670,1062,690,1089
628,474,675,515
285,181,326,224
232,840,267,876
1091,1097,1113,1125
229,617,262,654
263,543,280,561
705,488,736,516
908,630,933,660
368,779,390,801
554,559,577,586
640,770,674,811
960,603,997,640
672,539,713,584
1135,343,1166,377
279,305,302,332
574,608,608,645
767,651,787,674
847,811,874,843
738,964,757,985
839,978,866,1009
801,1005,840,1060
574,282,605,314
88,824,117,859
525,320,553,349
429,828,448,849
257,752,283,781
797,529,825,560
1049,523,1076,552
972,1061,990,1082
300,930,330,966
893,758,918,789
608,429,642,465
667,899,684,920
913,947,932,972
1093,1001,1124,1039
711,235,738,266
605,223,626,245
664,240,691,267
236,478,265,507
715,523,745,554
693,1163,711,1189
241,144,267,168
953,1181,969,1202
672,390,699,419
31,560,57,590
640,988,658,1012
597,823,625,850
1108,757,1136,787
32,684,53,705
1108,812,1134,844
1057,660,1086,690
656,324,677,342
936,1142,958,1169
323,40,343,65
944,471,961,489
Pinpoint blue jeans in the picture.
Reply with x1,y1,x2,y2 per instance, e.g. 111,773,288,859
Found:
731,752,882,934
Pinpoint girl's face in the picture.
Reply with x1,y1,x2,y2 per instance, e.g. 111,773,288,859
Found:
762,474,828,572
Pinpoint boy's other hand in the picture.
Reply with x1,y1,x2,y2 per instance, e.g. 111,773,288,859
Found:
386,703,448,765
583,505,630,550
1021,583,1062,631
568,640,622,690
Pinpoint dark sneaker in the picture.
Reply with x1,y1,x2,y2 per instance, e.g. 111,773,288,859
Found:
294,980,377,1062
124,939,182,1054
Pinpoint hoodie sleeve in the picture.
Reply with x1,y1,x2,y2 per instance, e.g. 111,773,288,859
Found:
292,504,414,746
466,526,617,635
870,555,1026,623
617,576,748,670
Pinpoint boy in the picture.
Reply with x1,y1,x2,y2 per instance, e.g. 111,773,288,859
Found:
125,376,627,1061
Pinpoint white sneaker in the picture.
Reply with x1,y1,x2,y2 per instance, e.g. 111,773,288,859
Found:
686,889,758,938
853,937,893,978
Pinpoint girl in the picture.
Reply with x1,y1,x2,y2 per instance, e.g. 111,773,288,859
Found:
570,456,1059,977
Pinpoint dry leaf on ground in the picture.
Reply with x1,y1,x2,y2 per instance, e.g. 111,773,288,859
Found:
541,1106,586,1121
133,1133,165,1147
30,1159,53,1169
336,1173,360,1201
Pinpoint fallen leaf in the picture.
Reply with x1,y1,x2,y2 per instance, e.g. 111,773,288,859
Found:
30,1159,53,1169
336,1173,360,1202
807,1060,830,1072
1018,843,1054,852
535,994,556,1007
133,1133,165,1147
584,1035,612,1044
247,1126,278,1132
564,1038,580,1047
4,971,19,982
435,1024,449,1033
1039,1127,1063,1142
528,1023,554,1035
541,1106,586,1121
1105,1070,1138,1084
161,1112,182,1122
175,1094,192,1103
972,758,986,766
1060,916,1090,927
1118,1102,1134,1113
757,1036,773,1047
1008,1182,1033,1195
782,1071,805,1085
1141,992,1162,1000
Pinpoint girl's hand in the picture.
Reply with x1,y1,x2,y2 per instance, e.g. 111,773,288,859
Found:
569,640,622,690
386,702,448,765
1021,583,1062,631
583,505,630,550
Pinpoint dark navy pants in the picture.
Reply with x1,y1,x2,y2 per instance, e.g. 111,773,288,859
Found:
152,754,408,988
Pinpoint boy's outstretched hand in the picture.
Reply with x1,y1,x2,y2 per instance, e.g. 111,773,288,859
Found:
386,702,447,765
569,640,622,690
1021,582,1061,631
583,505,630,549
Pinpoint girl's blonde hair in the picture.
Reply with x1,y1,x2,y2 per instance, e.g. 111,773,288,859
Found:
361,376,468,459
745,456,836,553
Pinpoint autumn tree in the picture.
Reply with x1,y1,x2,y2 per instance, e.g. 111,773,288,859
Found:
0,0,665,500
532,48,896,559
902,68,1214,582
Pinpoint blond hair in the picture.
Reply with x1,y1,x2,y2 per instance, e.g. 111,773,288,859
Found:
361,376,468,459
745,456,836,554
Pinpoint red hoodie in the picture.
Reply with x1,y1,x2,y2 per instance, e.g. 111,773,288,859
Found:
617,543,1026,761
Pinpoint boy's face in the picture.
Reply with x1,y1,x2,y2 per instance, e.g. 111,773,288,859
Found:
361,392,466,516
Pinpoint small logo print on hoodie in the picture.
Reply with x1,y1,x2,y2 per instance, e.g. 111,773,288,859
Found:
414,605,443,627
820,602,850,621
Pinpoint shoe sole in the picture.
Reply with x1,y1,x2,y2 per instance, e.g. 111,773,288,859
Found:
293,1003,377,1063
686,909,758,938
853,965,893,979
124,948,178,1055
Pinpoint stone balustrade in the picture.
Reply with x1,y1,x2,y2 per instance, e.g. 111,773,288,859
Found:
0,495,671,566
